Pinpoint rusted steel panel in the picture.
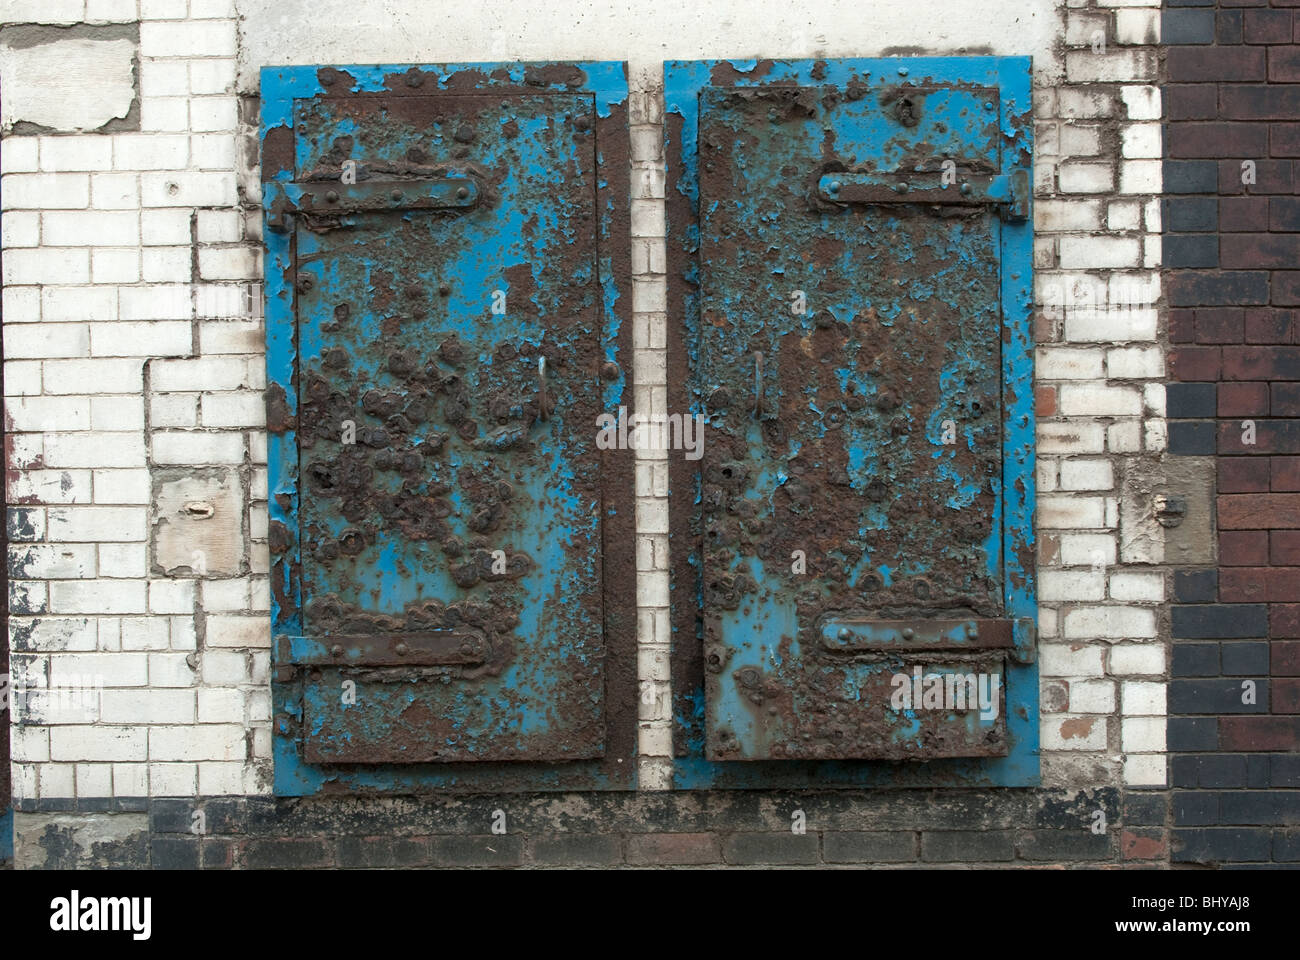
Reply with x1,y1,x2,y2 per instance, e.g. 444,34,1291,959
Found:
262,63,635,791
665,58,1037,786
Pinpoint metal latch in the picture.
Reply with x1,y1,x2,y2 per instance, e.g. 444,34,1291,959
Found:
268,177,481,232
817,170,1029,222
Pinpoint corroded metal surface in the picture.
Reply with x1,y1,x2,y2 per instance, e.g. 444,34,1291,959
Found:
262,63,635,791
665,58,1038,786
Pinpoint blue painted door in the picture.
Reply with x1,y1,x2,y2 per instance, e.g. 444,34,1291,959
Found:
669,60,1036,769
262,64,636,787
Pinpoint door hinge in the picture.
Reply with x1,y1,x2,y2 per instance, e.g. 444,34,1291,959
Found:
817,169,1029,222
268,176,481,232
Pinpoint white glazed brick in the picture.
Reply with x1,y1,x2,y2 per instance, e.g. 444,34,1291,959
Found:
1039,570,1105,602
1110,643,1165,675
42,210,139,247
116,135,190,171
1038,496,1108,530
151,430,245,464
2,173,91,210
42,286,118,323
1040,643,1106,678
1124,755,1166,787
1058,162,1114,194
140,21,239,58
1059,384,1144,418
1042,715,1108,751
1059,533,1116,568
1114,8,1159,45
1059,458,1115,491
1064,606,1157,639
1120,160,1162,194
1121,681,1166,716
1070,680,1116,713
1121,123,1161,159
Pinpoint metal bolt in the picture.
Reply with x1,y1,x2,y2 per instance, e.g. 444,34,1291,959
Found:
902,627,915,640
296,272,313,292
838,627,852,641
390,189,402,201
456,185,469,200
395,642,409,656
601,361,620,381
325,190,339,203
898,66,909,76
960,182,971,195
966,623,979,639
984,101,994,110
438,283,450,296
828,179,842,195
330,644,343,657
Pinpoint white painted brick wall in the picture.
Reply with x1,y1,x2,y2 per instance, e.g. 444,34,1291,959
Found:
3,0,1167,801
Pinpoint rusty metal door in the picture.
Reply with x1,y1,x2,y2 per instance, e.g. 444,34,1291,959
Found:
262,64,635,792
666,59,1038,781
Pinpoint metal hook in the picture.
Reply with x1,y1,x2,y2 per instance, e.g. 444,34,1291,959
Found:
753,351,763,419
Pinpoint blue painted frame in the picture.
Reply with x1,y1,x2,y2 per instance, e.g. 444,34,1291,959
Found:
261,62,636,795
664,57,1038,788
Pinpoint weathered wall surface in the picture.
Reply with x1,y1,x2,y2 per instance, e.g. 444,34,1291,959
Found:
1163,0,1300,867
2,0,1178,867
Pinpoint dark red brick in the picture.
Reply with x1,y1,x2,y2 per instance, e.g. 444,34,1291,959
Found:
1271,568,1300,602
1246,9,1294,44
1221,233,1300,270
1221,197,1270,232
1221,457,1270,492
1220,717,1300,751
1036,385,1056,418
1271,197,1300,231
1121,829,1167,861
1273,383,1300,416
1272,530,1300,564
1221,568,1270,603
1195,307,1244,343
1170,346,1222,382
1222,346,1300,380
1169,123,1269,158
1272,604,1300,637
1273,640,1300,674
1274,679,1300,713
1271,124,1300,157
1221,84,1300,119
1171,309,1196,344
1168,47,1267,83
1221,530,1270,565
1244,306,1293,343
1274,456,1300,491
1196,307,1244,343
1220,381,1270,415
1166,84,1219,121
1270,46,1300,81
1218,159,1294,195
1273,272,1300,307
1220,493,1300,528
